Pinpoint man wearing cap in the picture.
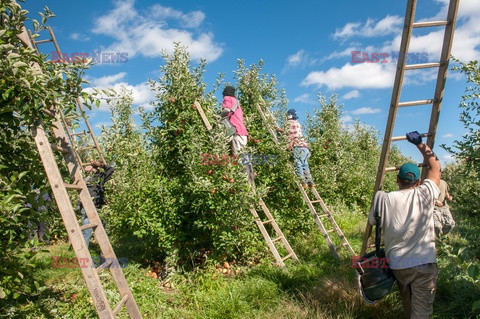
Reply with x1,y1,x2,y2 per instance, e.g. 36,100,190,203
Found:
368,131,441,318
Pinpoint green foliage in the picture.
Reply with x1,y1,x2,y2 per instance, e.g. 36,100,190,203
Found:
0,0,94,303
305,94,407,211
440,59,480,216
442,59,480,177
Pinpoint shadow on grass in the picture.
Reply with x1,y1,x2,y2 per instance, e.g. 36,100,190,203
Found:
246,242,403,319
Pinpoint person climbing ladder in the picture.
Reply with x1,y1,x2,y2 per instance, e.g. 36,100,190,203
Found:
285,109,314,188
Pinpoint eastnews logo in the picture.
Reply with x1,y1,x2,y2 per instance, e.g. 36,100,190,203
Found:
351,51,428,64
51,51,128,64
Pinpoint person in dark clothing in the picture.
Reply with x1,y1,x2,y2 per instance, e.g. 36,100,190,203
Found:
80,161,114,248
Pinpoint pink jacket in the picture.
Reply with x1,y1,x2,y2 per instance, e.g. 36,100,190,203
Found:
222,96,248,136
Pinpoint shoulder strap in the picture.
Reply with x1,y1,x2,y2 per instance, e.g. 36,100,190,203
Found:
374,191,384,255
230,99,240,115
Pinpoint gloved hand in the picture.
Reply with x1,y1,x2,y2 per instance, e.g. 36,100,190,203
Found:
406,131,422,145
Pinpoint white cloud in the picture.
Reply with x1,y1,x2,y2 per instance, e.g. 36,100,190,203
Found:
91,0,222,62
342,90,360,100
84,72,156,111
351,107,381,115
301,62,396,90
293,93,311,104
70,33,90,41
89,72,127,87
442,154,455,163
150,4,205,28
313,0,480,91
340,115,353,123
442,133,454,138
285,50,317,69
333,15,403,40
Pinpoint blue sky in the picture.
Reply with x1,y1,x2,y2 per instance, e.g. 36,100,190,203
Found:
23,0,480,165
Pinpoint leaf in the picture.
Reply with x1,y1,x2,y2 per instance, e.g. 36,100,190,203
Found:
0,288,5,299
473,300,480,311
13,61,28,69
7,52,21,59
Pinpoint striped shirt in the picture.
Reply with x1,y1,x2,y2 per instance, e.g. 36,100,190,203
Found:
287,119,308,149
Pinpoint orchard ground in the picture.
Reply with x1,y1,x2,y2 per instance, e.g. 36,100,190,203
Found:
4,203,480,319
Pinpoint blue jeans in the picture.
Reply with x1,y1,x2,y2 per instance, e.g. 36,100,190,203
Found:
81,207,93,248
293,147,313,184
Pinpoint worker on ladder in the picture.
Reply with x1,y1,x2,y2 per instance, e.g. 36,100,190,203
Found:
221,86,254,184
78,161,115,248
282,109,314,189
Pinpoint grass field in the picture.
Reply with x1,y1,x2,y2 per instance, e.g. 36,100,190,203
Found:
3,206,479,318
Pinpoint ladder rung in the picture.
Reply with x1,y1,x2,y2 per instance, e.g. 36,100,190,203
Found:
71,131,87,137
336,243,348,250
405,62,441,70
97,258,113,273
51,144,69,154
412,20,448,28
272,236,284,243
113,294,129,316
319,214,329,218
385,163,426,172
310,200,322,204
80,223,98,231
398,99,433,107
76,146,96,152
281,253,293,262
262,219,273,225
35,38,53,44
391,132,429,142
327,229,334,233
64,183,83,190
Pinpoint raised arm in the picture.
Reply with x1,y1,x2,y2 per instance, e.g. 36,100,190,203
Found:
406,131,441,186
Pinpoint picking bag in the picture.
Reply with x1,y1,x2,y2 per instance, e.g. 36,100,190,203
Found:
355,192,396,304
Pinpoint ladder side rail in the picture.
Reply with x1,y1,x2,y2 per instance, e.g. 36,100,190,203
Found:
46,26,107,167
423,0,460,178
295,182,339,259
33,124,115,318
255,100,279,144
59,111,86,170
311,188,355,255
194,101,212,131
360,0,417,255
50,119,142,318
76,98,107,165
258,199,298,261
249,207,286,267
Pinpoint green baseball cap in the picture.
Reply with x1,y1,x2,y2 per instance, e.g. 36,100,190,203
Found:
398,162,420,181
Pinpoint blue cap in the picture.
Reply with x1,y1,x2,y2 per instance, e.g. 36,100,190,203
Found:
398,162,420,181
287,109,298,120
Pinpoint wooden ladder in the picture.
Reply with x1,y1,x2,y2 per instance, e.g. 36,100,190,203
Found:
255,98,355,259
193,101,298,267
249,199,298,267
360,0,460,255
28,26,106,172
296,181,355,259
18,26,142,318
